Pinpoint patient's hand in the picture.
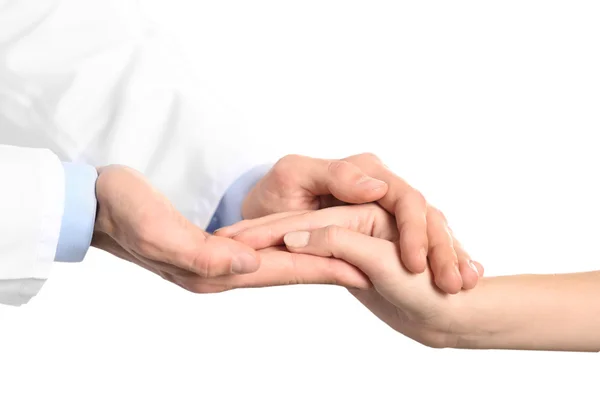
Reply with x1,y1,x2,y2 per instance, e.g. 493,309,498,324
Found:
221,204,484,347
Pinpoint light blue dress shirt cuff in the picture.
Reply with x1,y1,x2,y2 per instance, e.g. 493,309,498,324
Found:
54,162,99,263
206,164,273,233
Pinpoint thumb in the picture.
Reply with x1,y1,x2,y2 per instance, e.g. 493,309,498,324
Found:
283,226,398,284
289,157,388,203
163,231,261,278
192,236,262,277
320,160,388,204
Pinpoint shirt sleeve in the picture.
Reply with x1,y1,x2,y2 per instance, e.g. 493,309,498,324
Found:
206,164,272,233
54,163,99,263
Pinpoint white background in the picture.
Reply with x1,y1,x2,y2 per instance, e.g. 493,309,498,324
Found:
1,0,599,398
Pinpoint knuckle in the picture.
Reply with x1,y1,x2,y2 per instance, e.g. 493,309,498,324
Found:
429,243,456,263
190,251,212,279
271,155,304,188
361,202,382,218
410,190,427,208
324,225,342,246
429,206,448,224
274,154,303,175
357,152,382,164
355,203,381,235
327,160,348,177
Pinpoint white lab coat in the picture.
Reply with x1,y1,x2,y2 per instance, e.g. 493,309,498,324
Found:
0,0,257,305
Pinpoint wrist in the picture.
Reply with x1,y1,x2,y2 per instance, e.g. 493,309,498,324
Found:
447,277,518,350
91,166,117,245
450,273,600,352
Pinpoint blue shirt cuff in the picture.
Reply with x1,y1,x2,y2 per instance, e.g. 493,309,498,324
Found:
206,164,272,233
54,162,99,263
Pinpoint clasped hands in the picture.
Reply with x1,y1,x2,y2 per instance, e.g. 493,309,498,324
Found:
91,153,483,348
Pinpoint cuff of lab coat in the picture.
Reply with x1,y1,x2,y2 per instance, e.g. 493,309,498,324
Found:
54,163,98,263
206,164,272,233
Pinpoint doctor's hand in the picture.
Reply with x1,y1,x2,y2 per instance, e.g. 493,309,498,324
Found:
223,153,480,293
90,165,262,283
90,165,370,293
219,204,483,347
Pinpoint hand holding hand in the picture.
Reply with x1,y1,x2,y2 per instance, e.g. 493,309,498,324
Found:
223,153,481,293
221,204,483,347
91,165,370,293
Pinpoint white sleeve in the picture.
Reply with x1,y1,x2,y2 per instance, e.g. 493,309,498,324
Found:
1,0,260,229
0,145,64,306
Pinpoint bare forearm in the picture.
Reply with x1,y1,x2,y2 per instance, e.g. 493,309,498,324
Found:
455,271,600,352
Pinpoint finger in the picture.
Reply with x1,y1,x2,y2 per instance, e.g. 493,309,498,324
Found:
193,235,262,277
451,238,479,290
182,247,372,293
283,227,450,316
214,210,309,238
343,153,412,214
158,226,262,277
231,204,397,250
276,155,388,203
395,191,429,273
343,153,429,274
426,209,462,294
283,226,401,285
472,260,485,277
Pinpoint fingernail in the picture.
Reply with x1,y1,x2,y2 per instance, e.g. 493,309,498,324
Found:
468,260,479,275
284,231,310,248
356,176,386,190
231,253,259,274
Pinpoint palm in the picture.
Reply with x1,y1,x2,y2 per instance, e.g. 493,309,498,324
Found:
348,251,459,348
349,286,450,347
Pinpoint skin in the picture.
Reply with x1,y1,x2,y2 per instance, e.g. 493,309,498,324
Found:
91,165,371,293
223,153,481,293
93,152,481,295
227,205,600,352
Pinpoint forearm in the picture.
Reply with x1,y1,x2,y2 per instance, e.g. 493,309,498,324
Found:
455,271,600,352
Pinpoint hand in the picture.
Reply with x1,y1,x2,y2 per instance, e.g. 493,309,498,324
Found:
241,154,389,218
219,204,484,347
91,165,261,284
91,165,370,293
222,153,481,293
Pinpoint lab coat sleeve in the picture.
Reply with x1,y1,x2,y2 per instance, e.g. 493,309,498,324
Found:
0,144,64,306
1,0,262,228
